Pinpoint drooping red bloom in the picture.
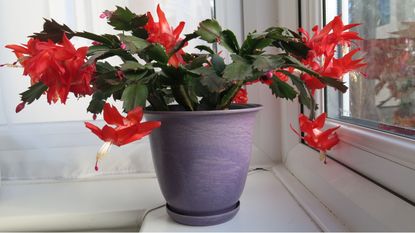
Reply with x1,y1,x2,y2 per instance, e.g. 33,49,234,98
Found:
292,113,340,154
85,103,161,171
6,34,95,104
145,4,186,67
298,16,365,94
232,88,248,104
85,103,161,147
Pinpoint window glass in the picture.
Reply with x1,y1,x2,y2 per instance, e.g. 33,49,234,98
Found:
326,0,415,139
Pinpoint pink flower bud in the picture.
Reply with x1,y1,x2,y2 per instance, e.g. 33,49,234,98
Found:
265,70,273,79
116,70,125,80
120,42,127,50
100,10,113,19
15,102,25,113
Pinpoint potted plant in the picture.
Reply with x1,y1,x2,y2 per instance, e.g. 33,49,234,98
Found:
3,5,365,226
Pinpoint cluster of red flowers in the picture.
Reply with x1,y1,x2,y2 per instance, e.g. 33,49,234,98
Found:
145,5,186,67
6,34,95,105
299,16,366,94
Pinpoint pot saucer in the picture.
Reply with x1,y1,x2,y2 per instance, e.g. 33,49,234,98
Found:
166,201,240,226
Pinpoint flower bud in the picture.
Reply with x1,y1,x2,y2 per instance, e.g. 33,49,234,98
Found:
120,42,127,50
15,102,25,113
116,70,125,80
265,70,273,79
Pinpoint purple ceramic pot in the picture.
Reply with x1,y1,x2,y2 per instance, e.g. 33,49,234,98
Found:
144,104,262,226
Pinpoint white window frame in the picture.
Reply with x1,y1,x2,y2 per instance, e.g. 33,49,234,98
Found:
279,0,415,230
293,0,415,202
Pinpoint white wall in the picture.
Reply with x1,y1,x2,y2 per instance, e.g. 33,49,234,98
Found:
243,0,300,163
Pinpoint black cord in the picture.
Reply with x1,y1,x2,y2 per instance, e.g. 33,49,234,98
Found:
137,203,166,231
248,167,270,172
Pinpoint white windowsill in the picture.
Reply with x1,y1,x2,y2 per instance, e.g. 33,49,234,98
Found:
0,150,277,232
0,164,341,232
140,167,346,232
1,146,414,232
0,174,165,232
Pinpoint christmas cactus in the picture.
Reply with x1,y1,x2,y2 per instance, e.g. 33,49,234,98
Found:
4,5,365,167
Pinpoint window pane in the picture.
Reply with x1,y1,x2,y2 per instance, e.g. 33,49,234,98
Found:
326,0,415,139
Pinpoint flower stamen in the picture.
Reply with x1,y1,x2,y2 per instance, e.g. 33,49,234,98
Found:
95,141,112,171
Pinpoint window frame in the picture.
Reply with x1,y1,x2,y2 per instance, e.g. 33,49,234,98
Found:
284,0,415,204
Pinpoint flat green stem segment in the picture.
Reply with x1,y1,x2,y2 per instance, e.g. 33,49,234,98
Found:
172,85,195,111
217,81,244,110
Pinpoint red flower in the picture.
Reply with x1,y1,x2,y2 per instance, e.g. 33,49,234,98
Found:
85,103,161,146
85,103,161,170
6,34,95,104
298,16,365,94
300,73,326,95
247,68,293,87
145,4,186,67
292,113,340,156
274,67,294,82
322,49,366,77
299,16,362,58
232,88,248,104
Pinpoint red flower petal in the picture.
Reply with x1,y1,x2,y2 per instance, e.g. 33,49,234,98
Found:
156,4,170,33
232,88,248,104
173,21,185,39
101,125,117,143
126,105,144,125
114,125,140,146
314,112,327,129
103,103,125,126
85,122,104,140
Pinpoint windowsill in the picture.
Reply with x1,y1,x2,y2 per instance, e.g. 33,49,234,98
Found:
0,149,277,232
139,168,343,232
2,145,413,232
0,165,338,232
0,174,164,231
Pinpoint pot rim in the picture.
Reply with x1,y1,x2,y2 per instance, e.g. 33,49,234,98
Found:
144,104,263,117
